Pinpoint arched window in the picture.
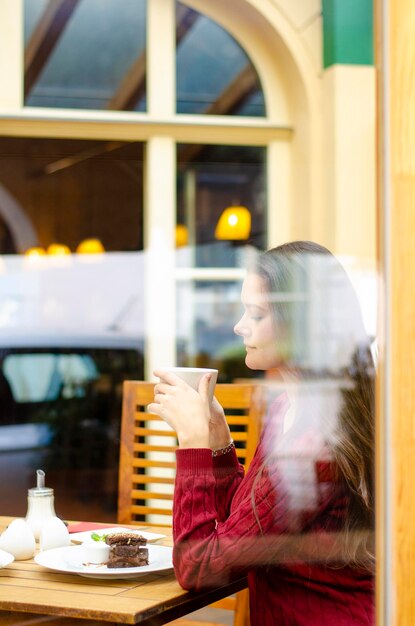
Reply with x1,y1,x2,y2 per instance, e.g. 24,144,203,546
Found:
0,0,298,521
1,0,295,377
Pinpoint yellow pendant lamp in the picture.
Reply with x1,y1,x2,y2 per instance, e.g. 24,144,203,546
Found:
214,206,251,240
47,243,71,256
175,224,189,248
24,246,46,257
76,238,105,254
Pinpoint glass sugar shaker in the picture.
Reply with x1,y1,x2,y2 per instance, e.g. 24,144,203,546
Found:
25,469,56,540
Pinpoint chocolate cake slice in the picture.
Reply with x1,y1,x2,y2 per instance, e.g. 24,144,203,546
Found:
105,533,149,569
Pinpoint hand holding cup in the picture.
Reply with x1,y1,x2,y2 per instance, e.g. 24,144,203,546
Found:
149,367,218,449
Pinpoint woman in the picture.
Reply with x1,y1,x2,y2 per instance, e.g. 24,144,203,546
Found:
149,241,375,625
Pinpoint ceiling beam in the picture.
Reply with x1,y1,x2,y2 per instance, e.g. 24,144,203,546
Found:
107,5,199,111
205,64,259,116
24,0,81,99
178,63,259,165
37,141,126,176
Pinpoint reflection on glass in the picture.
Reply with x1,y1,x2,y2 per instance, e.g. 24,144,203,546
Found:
177,144,266,268
176,1,265,116
159,242,375,624
24,0,147,111
0,345,143,519
176,278,259,381
0,254,145,520
0,135,146,522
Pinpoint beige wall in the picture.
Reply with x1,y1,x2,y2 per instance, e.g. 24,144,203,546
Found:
270,0,323,72
0,0,23,108
322,65,376,260
187,0,376,260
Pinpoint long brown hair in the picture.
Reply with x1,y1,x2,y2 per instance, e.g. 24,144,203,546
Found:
249,241,375,566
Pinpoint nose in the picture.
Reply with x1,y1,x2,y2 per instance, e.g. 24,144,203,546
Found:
234,315,250,337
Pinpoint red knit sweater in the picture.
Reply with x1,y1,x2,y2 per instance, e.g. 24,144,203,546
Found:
172,396,374,625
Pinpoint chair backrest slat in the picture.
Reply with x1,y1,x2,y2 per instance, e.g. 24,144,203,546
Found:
118,380,264,526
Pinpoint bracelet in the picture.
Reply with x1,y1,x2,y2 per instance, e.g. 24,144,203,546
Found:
212,440,235,457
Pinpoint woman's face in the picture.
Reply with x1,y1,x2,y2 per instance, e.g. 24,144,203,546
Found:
234,272,282,370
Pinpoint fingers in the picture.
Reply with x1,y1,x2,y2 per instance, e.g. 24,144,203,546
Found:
147,402,161,416
153,369,186,387
197,373,211,404
153,381,174,396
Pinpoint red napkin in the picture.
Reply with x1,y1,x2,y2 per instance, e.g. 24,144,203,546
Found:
67,522,121,534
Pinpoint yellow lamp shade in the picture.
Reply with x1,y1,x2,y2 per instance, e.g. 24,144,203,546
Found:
214,206,251,240
76,238,105,254
47,243,71,256
175,224,189,248
24,246,46,257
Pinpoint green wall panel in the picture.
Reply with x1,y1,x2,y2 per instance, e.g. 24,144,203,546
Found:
323,0,374,68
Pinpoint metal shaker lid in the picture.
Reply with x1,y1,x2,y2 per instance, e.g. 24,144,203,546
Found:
28,469,54,497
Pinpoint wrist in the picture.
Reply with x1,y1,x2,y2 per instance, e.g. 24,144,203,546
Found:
209,426,232,451
212,439,235,457
178,431,210,449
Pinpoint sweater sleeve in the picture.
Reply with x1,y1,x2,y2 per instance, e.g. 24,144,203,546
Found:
212,447,245,521
172,444,293,590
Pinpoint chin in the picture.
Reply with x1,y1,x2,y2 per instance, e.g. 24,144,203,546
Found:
245,355,263,371
245,353,282,372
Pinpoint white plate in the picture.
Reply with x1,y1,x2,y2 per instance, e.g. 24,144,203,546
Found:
0,549,14,568
69,527,166,545
35,544,173,579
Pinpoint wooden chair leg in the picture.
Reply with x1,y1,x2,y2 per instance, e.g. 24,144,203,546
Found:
233,589,250,626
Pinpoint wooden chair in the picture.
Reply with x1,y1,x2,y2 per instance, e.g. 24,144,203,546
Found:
118,381,264,626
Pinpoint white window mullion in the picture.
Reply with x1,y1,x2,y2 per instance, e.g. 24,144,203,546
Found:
144,0,176,379
0,0,23,109
147,0,176,118
143,138,176,378
144,138,176,527
267,140,291,247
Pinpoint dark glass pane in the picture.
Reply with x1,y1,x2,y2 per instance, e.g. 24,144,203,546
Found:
176,2,265,116
177,144,266,268
24,0,146,111
176,143,266,380
0,346,144,520
0,137,143,253
24,0,49,44
0,136,145,520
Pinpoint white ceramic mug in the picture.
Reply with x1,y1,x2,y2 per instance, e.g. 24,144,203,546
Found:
158,367,218,402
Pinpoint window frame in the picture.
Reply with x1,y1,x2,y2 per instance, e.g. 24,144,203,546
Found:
0,0,293,377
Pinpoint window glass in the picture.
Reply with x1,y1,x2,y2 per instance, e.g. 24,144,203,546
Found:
24,0,147,111
0,137,144,253
176,144,266,268
176,2,265,116
0,347,143,519
0,217,14,254
176,278,261,381
4,353,98,402
0,134,146,521
23,0,49,43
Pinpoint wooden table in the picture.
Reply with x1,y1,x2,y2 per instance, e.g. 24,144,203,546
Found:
0,516,246,625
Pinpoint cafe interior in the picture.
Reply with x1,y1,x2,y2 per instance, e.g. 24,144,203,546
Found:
0,0,412,624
